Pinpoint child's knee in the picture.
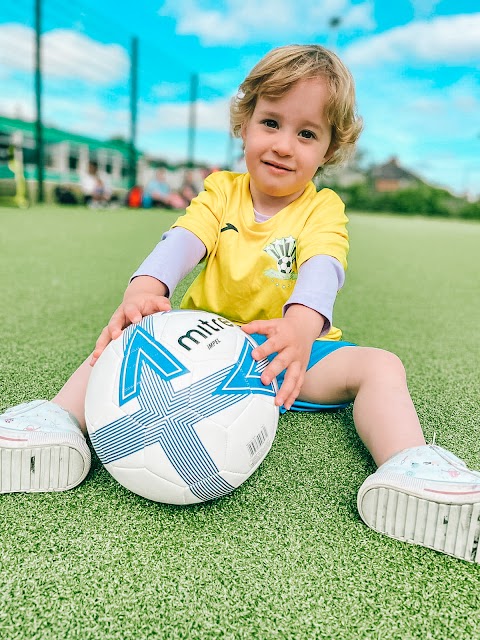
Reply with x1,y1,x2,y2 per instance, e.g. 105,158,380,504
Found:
342,347,406,395
363,347,406,381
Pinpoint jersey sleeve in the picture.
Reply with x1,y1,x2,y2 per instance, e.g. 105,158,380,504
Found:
171,172,226,256
296,188,349,271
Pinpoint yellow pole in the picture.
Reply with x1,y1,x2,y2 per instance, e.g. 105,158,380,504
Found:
8,144,29,208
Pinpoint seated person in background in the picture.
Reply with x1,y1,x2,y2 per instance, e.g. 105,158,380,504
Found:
80,161,112,207
142,169,185,209
179,170,198,205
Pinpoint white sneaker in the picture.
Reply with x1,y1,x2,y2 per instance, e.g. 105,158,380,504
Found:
357,444,480,563
0,400,91,493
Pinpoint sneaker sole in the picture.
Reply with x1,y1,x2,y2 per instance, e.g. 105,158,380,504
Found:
357,477,480,564
0,431,91,493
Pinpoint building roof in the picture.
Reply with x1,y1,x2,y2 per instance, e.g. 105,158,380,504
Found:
370,156,420,182
0,115,142,158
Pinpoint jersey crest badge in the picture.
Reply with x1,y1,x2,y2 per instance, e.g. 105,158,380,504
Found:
263,236,298,281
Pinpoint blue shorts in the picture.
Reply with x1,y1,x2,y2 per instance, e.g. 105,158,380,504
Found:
250,333,356,414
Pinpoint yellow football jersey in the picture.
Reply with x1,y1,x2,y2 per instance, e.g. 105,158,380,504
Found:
173,171,349,340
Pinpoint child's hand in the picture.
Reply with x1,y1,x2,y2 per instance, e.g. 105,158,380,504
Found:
90,276,171,366
242,306,324,410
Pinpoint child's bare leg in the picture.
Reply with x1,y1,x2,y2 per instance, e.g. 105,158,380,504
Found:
52,356,92,435
299,346,480,563
299,346,426,466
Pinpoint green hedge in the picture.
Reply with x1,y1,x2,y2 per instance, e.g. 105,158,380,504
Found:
330,182,480,220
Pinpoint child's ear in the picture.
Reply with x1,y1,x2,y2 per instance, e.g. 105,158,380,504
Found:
323,140,339,163
240,123,247,144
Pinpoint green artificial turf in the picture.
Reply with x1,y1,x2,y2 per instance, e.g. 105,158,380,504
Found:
0,205,479,640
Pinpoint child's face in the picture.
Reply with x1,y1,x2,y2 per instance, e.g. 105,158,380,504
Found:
241,77,335,211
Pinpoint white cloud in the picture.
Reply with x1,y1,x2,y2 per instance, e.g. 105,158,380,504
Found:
159,0,375,46
357,70,480,144
0,24,35,74
338,2,375,31
47,99,130,139
137,97,233,164
140,97,230,134
151,81,188,99
0,23,129,85
411,87,479,117
0,87,130,140
409,0,441,19
343,13,480,66
44,30,129,84
200,68,243,93
0,96,35,122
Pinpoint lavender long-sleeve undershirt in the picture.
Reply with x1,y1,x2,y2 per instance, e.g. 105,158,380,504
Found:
131,224,345,336
131,227,206,297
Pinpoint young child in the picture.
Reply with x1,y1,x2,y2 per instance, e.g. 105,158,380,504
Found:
1,45,479,564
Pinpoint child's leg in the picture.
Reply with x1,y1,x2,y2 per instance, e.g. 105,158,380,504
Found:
0,356,92,493
299,346,426,466
299,346,480,563
52,356,92,436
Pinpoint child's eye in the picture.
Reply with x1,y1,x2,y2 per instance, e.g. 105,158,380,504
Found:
299,130,316,139
261,119,278,129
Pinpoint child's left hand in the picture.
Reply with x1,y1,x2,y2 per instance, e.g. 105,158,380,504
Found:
242,306,324,410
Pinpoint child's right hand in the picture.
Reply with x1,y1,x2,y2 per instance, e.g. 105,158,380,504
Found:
90,276,171,366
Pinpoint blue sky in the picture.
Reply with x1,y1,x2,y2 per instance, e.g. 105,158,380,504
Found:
1,0,479,197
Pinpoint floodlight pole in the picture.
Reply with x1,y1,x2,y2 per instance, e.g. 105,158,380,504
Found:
328,16,342,51
34,0,44,203
187,73,198,168
129,36,139,189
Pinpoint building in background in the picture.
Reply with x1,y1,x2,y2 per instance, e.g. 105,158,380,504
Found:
370,156,422,192
0,115,146,202
0,115,215,205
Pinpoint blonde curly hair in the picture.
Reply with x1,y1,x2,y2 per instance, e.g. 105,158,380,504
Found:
230,44,363,169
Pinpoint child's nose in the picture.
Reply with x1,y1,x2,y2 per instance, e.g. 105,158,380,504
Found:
271,132,294,156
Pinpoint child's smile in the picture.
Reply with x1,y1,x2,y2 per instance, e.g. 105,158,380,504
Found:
262,160,294,174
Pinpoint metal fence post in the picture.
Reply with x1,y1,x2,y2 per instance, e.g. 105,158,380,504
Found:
34,0,44,203
187,73,198,168
129,36,139,190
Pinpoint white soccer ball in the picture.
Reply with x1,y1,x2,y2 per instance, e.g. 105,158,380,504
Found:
278,256,293,274
85,309,279,505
